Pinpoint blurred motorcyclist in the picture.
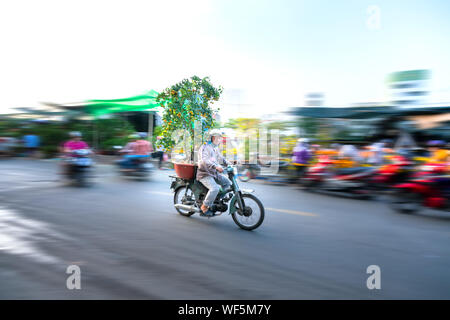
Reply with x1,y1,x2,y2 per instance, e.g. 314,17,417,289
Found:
121,134,139,153
119,132,152,170
63,131,90,153
292,138,311,179
118,134,139,169
135,132,153,155
197,129,231,217
61,131,91,175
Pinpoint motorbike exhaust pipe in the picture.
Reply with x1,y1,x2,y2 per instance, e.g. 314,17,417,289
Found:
174,204,201,212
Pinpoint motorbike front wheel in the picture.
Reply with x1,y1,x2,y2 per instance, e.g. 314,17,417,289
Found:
232,193,265,231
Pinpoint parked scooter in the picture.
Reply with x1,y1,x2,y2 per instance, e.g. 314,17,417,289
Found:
370,155,415,193
389,163,450,214
300,156,376,199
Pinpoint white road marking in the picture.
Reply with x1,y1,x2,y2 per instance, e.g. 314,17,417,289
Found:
0,207,68,264
0,183,56,193
267,207,318,217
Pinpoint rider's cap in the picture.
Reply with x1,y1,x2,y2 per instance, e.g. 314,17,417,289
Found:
208,129,223,139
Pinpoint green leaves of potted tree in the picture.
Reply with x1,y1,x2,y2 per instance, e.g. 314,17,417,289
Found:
156,76,223,179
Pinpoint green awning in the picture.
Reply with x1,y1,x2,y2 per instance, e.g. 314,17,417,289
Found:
84,90,161,116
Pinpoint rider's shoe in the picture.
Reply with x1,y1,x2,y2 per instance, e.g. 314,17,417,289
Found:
200,210,215,217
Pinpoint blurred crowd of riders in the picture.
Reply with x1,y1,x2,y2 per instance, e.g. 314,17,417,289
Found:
289,138,450,174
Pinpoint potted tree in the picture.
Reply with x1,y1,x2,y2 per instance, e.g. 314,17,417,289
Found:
156,76,223,179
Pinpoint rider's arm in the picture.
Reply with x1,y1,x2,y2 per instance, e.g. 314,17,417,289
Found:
200,145,219,170
62,141,71,154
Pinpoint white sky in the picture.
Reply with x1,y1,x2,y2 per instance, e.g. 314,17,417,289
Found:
1,0,449,120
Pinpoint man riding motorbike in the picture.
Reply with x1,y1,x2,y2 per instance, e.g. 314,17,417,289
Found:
197,129,232,217
62,131,90,153
60,131,91,175
118,132,152,170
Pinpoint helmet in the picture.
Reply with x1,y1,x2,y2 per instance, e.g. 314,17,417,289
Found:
208,129,223,140
298,138,309,144
128,133,139,139
69,131,82,138
137,132,148,138
427,140,445,147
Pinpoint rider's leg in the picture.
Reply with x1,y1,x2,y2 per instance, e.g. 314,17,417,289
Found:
216,173,232,191
199,176,220,213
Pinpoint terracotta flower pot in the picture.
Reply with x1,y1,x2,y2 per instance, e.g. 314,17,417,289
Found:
173,162,197,180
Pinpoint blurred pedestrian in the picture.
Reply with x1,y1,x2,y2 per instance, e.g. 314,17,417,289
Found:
22,132,40,158
292,138,311,179
152,136,165,169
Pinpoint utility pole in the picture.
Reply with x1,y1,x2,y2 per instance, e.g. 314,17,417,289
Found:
148,111,154,141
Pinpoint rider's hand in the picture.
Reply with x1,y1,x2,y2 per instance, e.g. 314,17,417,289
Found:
216,166,224,173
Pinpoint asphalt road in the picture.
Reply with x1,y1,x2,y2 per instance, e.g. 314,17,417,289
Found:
0,158,449,299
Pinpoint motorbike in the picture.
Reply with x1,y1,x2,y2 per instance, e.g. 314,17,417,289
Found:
65,149,93,187
370,155,415,193
117,156,154,180
300,156,376,199
170,165,265,231
389,163,450,214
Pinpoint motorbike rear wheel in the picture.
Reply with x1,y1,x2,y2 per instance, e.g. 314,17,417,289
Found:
231,193,265,231
388,189,421,214
174,186,196,217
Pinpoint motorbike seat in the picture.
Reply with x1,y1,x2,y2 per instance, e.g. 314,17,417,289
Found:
194,180,209,193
